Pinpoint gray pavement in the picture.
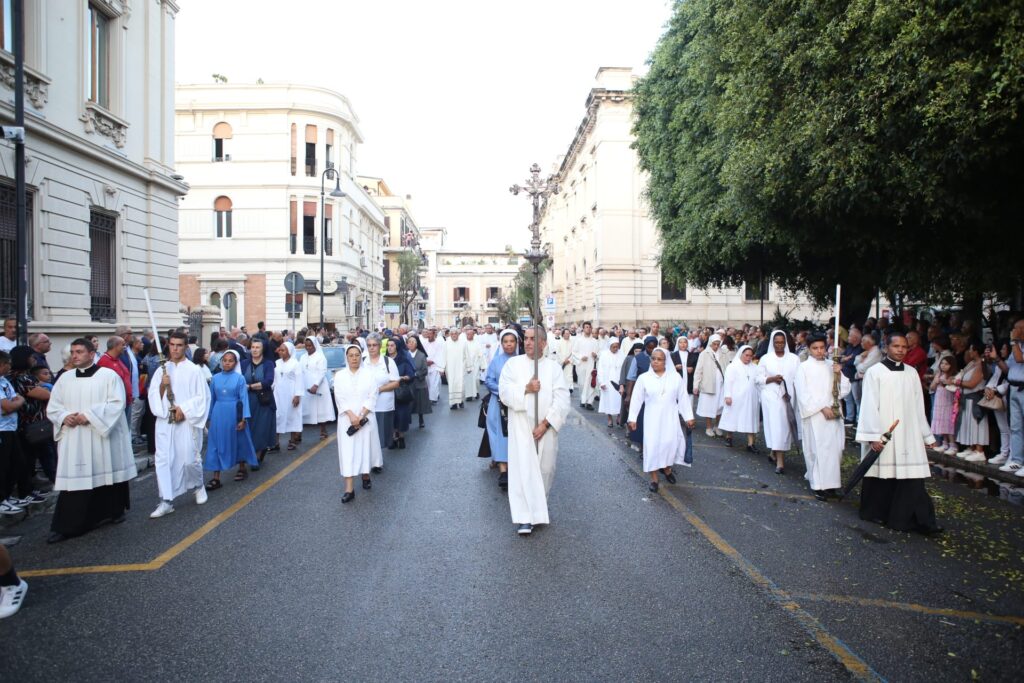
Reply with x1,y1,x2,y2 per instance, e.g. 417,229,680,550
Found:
2,386,1022,681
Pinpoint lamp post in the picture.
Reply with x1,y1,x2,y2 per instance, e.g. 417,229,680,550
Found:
510,163,560,439
320,166,346,331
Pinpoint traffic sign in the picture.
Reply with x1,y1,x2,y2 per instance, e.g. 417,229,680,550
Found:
543,294,556,311
284,272,305,294
546,314,555,327
418,310,426,320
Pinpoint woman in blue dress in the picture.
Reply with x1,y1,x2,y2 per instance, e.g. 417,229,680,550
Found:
241,338,276,467
205,350,257,489
483,328,520,491
386,337,416,449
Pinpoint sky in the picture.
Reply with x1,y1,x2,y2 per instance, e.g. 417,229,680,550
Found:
175,0,673,251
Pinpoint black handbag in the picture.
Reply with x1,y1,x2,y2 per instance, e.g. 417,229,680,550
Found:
970,396,987,422
395,380,413,405
256,388,273,406
24,419,53,446
478,392,490,428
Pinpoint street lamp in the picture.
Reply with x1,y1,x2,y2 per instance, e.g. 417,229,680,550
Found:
320,166,346,331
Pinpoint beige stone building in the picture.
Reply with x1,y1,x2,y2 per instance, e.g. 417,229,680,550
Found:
0,0,187,361
175,83,386,334
538,67,817,328
419,227,523,328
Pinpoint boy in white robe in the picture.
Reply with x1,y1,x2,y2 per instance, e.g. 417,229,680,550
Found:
573,322,600,409
421,329,444,403
795,334,851,500
756,330,801,473
499,327,570,535
148,332,211,518
463,328,482,401
855,333,941,534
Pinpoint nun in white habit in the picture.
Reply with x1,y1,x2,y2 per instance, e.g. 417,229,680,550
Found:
694,334,725,436
627,348,695,492
300,337,334,439
597,340,624,426
273,342,304,450
333,344,380,503
719,345,761,451
756,330,801,473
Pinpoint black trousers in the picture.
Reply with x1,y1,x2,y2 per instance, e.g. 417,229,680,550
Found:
0,430,32,499
860,477,939,533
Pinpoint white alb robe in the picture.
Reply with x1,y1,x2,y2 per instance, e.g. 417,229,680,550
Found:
478,333,498,380
333,367,380,477
756,350,801,451
855,361,934,479
553,337,575,388
796,357,851,490
48,366,137,491
573,334,600,405
463,337,482,400
444,337,471,405
499,355,570,525
273,357,303,434
422,338,444,402
628,369,694,472
596,349,624,416
719,361,759,433
300,346,334,424
149,360,209,501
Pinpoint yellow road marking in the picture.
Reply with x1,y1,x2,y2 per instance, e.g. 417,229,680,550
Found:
791,592,1024,627
20,437,333,578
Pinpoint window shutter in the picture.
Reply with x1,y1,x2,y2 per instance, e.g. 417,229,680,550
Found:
303,201,317,217
305,125,317,143
213,122,233,139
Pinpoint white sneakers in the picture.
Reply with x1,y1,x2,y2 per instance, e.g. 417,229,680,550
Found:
988,454,1009,466
1017,467,1024,478
705,428,715,437
194,486,208,505
0,579,28,619
998,462,1022,473
944,446,959,456
963,452,987,463
0,498,23,516
149,501,175,518
714,427,724,436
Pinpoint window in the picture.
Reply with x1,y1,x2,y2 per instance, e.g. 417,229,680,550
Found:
285,292,303,318
89,208,117,321
304,125,317,177
486,286,500,301
290,124,297,176
302,201,316,254
223,292,238,329
214,196,232,238
324,203,333,255
325,128,334,169
453,286,468,307
213,122,232,161
383,258,391,291
209,292,220,309
661,273,686,300
1,0,12,52
86,3,110,108
289,198,297,254
0,183,33,318
745,279,769,301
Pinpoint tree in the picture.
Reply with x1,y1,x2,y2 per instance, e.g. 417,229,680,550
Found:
634,0,1024,324
396,249,423,325
507,258,550,325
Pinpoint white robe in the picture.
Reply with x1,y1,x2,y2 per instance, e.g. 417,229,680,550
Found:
463,338,482,400
552,338,575,388
444,338,471,405
149,360,209,501
333,367,380,477
855,361,935,479
756,351,801,451
47,366,137,491
573,334,600,405
499,354,570,525
628,369,694,472
273,357,303,434
478,333,498,380
597,350,624,416
422,338,444,401
719,361,759,433
364,355,398,469
796,357,851,490
300,348,334,424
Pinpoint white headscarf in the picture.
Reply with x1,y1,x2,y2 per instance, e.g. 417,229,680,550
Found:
729,344,755,369
768,329,792,355
277,342,298,371
220,349,243,375
342,343,363,372
706,334,722,350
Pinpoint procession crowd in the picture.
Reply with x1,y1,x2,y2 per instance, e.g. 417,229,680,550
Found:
1,309,1022,618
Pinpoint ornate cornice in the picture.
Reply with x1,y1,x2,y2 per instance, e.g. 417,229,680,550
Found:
79,102,129,148
0,54,50,109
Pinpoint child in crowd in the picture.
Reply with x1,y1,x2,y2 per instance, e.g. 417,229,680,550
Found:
30,365,53,390
929,356,958,455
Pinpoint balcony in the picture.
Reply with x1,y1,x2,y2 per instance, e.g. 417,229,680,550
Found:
90,298,116,323
303,236,316,255
485,299,498,309
453,301,469,309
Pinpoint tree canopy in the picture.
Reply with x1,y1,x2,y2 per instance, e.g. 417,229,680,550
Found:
633,0,1024,321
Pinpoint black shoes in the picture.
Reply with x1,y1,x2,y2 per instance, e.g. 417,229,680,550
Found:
498,472,508,491
46,532,68,544
664,471,677,484
362,478,372,490
649,481,659,493
775,466,785,475
398,437,406,450
746,445,760,454
724,436,734,447
813,490,830,502
341,491,355,503
371,466,383,474
418,422,425,429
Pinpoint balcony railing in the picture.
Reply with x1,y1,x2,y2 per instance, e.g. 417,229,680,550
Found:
90,298,116,322
303,236,316,255
454,301,468,309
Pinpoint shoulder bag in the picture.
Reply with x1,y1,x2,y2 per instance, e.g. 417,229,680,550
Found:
24,418,54,446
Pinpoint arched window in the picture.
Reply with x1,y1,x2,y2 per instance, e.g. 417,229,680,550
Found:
214,196,233,238
209,292,221,308
213,122,233,162
223,292,238,329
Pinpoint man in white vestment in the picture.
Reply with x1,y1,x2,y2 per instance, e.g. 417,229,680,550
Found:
855,333,942,534
572,322,600,410
795,333,850,500
499,327,570,535
478,324,498,380
45,338,137,543
421,328,444,403
148,332,211,518
463,327,482,401
757,330,801,474
444,328,471,409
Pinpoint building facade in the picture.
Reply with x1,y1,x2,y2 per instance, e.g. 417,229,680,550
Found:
538,67,817,328
175,83,386,335
419,227,523,328
0,0,187,357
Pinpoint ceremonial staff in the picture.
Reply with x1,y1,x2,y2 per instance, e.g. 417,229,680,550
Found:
831,284,842,418
510,164,559,448
143,288,178,423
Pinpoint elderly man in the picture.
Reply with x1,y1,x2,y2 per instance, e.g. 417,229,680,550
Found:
463,327,483,401
27,333,51,371
499,327,570,536
996,319,1024,476
421,328,444,403
0,318,16,353
97,336,133,410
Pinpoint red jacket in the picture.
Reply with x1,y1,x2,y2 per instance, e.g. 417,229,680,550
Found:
98,353,133,406
904,346,928,380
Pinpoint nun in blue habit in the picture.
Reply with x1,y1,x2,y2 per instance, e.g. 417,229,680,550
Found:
480,328,520,491
204,349,258,487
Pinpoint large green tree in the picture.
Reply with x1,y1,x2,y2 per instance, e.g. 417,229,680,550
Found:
634,0,1024,323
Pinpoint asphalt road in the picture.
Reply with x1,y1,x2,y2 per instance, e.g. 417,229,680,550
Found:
2,384,1022,681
